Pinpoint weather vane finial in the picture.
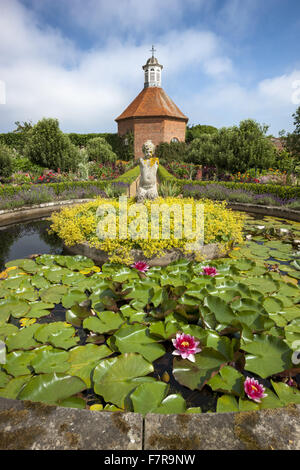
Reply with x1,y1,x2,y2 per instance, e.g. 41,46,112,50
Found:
150,45,156,58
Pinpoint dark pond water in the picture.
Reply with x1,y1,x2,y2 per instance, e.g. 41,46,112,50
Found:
0,219,63,271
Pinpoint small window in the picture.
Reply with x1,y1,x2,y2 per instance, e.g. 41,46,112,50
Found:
171,137,179,143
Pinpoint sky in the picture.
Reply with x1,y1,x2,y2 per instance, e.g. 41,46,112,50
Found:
0,0,300,136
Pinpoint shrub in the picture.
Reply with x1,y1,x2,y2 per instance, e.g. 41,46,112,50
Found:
10,156,43,175
155,141,188,162
24,118,80,172
158,181,181,198
0,144,13,178
86,137,117,163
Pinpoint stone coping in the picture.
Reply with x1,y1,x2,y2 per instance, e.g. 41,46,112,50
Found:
64,242,226,266
228,202,300,222
0,199,96,227
0,397,299,450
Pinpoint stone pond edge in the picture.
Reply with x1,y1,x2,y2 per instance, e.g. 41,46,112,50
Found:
0,397,299,450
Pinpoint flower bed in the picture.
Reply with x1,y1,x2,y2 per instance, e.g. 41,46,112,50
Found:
0,165,140,210
49,197,245,265
162,162,292,185
182,183,300,210
158,165,300,200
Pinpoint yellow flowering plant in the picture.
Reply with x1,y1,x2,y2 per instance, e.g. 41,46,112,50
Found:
50,197,245,265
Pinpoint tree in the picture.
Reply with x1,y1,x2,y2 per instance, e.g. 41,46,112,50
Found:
24,118,80,172
186,124,218,143
13,121,33,133
86,137,117,163
185,119,276,174
155,141,188,162
186,134,218,166
286,106,300,161
233,119,276,173
0,144,13,178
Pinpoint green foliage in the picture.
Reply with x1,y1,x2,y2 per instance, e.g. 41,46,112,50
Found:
187,133,218,166
86,137,117,163
0,144,13,178
186,124,218,143
155,141,188,163
186,119,277,173
24,118,80,172
158,180,181,198
0,133,28,153
286,106,300,161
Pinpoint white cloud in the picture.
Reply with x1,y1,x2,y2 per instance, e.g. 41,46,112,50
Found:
0,0,298,136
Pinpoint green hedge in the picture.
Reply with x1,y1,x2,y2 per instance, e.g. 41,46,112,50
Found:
0,132,123,157
157,165,300,199
114,164,140,183
0,164,140,200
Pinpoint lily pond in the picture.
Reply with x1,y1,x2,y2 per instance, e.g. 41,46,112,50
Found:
0,212,299,415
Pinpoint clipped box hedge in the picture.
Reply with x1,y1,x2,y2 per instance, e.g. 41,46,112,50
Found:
158,165,300,200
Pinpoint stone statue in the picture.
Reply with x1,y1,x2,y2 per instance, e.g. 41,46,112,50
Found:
136,140,159,202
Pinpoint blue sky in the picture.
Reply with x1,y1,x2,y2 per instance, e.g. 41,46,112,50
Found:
0,0,300,135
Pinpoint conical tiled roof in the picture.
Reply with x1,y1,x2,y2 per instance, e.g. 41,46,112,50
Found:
115,87,188,122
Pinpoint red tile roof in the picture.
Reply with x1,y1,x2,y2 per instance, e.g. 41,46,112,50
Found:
115,87,188,122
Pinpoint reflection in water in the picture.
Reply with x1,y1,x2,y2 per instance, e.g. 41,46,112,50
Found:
0,219,63,270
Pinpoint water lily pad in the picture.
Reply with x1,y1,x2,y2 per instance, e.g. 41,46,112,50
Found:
0,370,11,388
27,301,55,318
3,350,36,376
39,285,68,304
242,334,293,378
6,324,41,352
0,322,19,341
93,353,155,408
130,381,186,415
58,396,86,409
207,365,244,396
271,380,300,405
30,274,50,289
65,255,94,271
112,324,166,362
83,310,125,334
0,297,30,319
18,372,86,405
173,347,228,391
0,375,31,399
216,394,239,412
43,267,70,284
204,295,236,324
61,289,88,309
31,345,70,374
34,322,79,350
67,344,112,387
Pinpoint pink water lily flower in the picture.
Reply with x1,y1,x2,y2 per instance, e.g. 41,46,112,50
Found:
131,261,150,273
172,333,202,363
244,377,268,403
202,266,218,277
